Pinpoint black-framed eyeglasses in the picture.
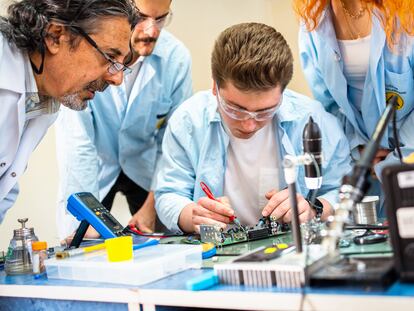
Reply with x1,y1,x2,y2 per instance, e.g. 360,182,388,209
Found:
136,9,173,30
71,26,132,75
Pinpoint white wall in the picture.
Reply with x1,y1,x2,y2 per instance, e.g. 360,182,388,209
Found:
0,0,311,250
170,0,310,94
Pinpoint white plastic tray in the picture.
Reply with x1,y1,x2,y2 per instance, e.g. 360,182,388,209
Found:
45,244,202,286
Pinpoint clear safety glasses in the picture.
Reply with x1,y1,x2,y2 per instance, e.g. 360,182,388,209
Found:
216,84,281,122
136,9,173,31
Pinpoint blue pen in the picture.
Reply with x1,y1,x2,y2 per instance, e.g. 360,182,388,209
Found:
133,239,159,250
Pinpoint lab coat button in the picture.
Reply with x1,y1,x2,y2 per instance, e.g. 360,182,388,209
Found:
0,162,5,167
11,172,16,177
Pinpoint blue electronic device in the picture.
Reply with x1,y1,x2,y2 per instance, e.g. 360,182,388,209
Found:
67,192,126,239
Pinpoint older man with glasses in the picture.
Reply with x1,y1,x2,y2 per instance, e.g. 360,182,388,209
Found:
56,0,192,239
154,23,352,234
0,0,137,224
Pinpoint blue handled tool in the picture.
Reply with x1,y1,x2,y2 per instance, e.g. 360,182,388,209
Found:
185,270,219,291
133,239,159,250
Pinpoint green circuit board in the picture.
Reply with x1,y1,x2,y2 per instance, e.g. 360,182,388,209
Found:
160,230,393,268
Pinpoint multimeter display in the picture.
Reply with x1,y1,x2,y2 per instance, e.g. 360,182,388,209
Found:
81,194,102,208
67,192,126,239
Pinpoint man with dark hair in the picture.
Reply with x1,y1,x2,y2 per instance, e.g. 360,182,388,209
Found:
56,0,192,238
0,0,137,222
155,23,352,233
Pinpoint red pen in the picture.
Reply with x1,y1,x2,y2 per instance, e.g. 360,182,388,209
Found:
200,182,217,201
199,181,239,224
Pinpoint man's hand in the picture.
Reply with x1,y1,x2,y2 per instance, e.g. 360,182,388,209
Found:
261,189,315,223
191,196,233,233
359,146,391,178
128,206,156,233
62,225,100,246
128,192,156,233
373,148,391,166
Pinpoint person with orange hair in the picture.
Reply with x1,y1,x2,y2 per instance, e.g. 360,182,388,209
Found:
295,0,414,216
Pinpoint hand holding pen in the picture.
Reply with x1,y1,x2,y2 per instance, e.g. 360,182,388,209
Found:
193,182,242,231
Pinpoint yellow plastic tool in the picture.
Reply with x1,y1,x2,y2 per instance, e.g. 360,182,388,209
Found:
202,242,215,252
201,242,216,259
276,243,289,249
264,247,277,254
404,152,414,164
105,236,133,262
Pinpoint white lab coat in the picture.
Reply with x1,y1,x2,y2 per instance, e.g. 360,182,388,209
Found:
0,34,58,222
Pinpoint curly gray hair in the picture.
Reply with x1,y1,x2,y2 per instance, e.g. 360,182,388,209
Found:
0,0,138,54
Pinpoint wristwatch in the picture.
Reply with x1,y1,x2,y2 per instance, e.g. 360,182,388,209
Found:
306,198,324,219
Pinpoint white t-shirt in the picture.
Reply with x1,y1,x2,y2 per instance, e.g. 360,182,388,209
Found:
223,122,280,225
338,35,371,110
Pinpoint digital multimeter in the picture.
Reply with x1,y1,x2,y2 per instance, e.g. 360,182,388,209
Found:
67,192,126,239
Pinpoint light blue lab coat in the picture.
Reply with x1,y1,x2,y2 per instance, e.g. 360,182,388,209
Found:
299,8,414,176
155,89,352,232
56,30,192,238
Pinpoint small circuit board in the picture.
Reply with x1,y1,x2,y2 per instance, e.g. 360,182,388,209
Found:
194,216,289,247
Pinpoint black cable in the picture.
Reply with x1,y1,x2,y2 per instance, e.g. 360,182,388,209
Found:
392,109,403,163
345,224,388,230
123,226,184,238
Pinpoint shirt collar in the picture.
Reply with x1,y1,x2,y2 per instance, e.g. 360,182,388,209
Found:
129,55,145,68
151,30,168,58
276,92,302,123
24,53,38,94
25,56,60,120
24,51,39,104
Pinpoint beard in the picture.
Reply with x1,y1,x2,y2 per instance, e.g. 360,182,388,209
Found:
58,93,88,111
133,36,158,56
58,79,109,111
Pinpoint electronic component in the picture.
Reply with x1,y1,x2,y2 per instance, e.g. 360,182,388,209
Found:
353,231,388,245
301,218,325,245
227,227,246,242
199,216,287,246
215,244,328,289
199,225,225,245
247,227,269,240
